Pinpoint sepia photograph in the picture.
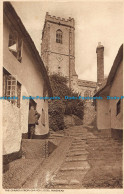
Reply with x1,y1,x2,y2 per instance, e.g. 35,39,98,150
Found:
1,0,123,192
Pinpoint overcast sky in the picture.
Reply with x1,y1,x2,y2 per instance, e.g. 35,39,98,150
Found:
11,0,123,82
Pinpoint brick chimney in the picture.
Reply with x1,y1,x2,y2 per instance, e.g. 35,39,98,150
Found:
96,42,104,87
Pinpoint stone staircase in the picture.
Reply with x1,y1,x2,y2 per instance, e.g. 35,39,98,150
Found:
48,125,94,189
47,125,123,189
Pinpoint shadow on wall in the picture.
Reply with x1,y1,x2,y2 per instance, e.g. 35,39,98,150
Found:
3,145,22,173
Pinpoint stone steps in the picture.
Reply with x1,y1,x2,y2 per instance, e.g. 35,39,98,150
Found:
51,179,80,186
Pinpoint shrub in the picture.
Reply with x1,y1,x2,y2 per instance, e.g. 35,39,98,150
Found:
48,74,84,130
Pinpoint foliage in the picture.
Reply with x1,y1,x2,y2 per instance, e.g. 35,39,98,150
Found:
48,74,84,131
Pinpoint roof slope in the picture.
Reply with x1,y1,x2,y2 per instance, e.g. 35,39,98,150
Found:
3,2,52,96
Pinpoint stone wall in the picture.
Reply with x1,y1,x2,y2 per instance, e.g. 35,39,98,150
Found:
83,101,96,125
3,100,22,155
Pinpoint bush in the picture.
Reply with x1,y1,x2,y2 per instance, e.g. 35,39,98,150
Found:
48,100,65,131
48,74,84,131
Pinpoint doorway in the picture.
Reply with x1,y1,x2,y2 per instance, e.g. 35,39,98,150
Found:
28,98,37,139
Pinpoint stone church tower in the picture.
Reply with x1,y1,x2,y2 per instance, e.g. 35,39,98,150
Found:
41,12,78,89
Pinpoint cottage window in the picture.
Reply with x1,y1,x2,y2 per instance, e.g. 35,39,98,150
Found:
3,68,21,108
8,29,23,63
56,29,62,44
116,99,121,115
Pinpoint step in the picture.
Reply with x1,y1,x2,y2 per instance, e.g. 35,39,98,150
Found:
71,142,87,146
73,139,86,143
51,179,67,185
51,179,80,186
69,132,86,135
60,165,90,171
70,179,80,185
66,155,88,162
50,134,64,137
70,145,87,149
65,130,87,134
67,150,89,156
74,137,87,140
60,161,90,171
87,135,96,139
69,148,86,152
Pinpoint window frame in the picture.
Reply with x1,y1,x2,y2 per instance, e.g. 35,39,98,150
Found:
3,68,21,108
8,28,23,63
56,29,62,44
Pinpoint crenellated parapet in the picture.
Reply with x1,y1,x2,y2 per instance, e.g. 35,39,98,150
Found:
45,12,75,28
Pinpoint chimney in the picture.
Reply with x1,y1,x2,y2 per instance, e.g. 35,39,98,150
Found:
96,42,104,87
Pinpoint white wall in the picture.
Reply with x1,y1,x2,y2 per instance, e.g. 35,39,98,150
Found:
96,97,111,130
109,60,123,130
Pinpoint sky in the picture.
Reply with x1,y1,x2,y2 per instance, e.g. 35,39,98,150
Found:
11,0,123,82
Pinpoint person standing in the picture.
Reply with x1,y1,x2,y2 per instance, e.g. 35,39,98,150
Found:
28,105,40,139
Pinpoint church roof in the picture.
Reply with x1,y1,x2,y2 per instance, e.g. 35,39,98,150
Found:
78,79,97,88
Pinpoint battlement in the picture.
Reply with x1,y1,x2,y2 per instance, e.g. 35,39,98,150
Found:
45,12,75,28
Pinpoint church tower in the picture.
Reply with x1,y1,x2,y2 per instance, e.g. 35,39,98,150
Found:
41,12,77,88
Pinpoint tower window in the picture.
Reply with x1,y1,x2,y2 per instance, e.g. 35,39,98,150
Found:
56,29,62,44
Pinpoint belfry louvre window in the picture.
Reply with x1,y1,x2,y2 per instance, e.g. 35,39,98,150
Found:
3,68,21,108
56,29,62,44
116,99,121,115
8,29,23,63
